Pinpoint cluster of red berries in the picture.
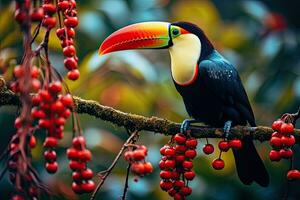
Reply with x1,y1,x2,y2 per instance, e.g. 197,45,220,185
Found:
41,0,57,29
159,133,197,199
11,65,41,94
67,136,95,194
31,81,73,173
8,136,39,200
14,0,30,26
124,145,153,177
56,0,80,80
202,138,242,170
269,119,299,180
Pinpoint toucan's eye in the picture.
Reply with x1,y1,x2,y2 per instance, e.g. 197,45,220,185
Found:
172,29,179,36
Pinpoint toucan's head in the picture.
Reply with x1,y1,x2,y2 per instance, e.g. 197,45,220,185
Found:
99,21,214,85
99,21,214,59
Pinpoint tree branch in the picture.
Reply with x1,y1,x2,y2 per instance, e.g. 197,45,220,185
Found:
0,77,299,142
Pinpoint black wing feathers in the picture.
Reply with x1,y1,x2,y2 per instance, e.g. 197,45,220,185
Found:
198,54,269,186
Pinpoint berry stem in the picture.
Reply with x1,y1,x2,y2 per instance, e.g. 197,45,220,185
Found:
90,130,139,200
121,163,131,200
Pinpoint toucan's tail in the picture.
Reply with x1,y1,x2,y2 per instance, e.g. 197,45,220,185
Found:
233,136,269,187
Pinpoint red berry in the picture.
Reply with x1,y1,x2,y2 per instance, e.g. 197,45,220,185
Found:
174,133,186,144
72,136,86,149
173,180,185,188
182,160,193,169
175,145,187,153
159,160,166,169
172,171,180,179
64,17,79,27
159,170,172,179
61,108,71,118
63,45,76,57
14,117,22,129
13,65,24,78
131,163,145,175
81,180,95,193
55,117,66,126
269,150,281,161
212,158,225,170
64,57,77,70
44,137,58,148
279,149,293,159
81,168,94,179
124,151,133,161
45,162,58,173
185,149,197,159
143,162,153,174
39,119,51,128
42,16,57,29
164,159,175,168
138,145,148,154
72,182,83,194
184,171,195,180
69,160,86,171
175,155,185,163
168,189,177,197
203,144,214,154
39,90,52,102
61,94,74,107
269,136,282,147
58,1,70,10
42,4,56,14
29,135,37,148
72,171,81,182
49,81,62,93
164,148,175,157
14,9,26,24
160,180,173,191
67,69,80,80
229,139,242,149
44,150,57,162
174,193,182,200
78,149,92,162
61,39,74,48
31,108,46,119
218,141,229,152
287,170,300,180
272,120,283,131
30,8,44,21
282,135,296,147
11,195,25,200
67,148,79,159
180,186,192,196
271,132,282,138
51,101,65,113
132,149,145,161
32,95,41,105
280,123,294,135
185,138,198,148
31,79,41,91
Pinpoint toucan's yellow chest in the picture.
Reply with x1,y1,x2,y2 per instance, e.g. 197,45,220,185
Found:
169,34,201,85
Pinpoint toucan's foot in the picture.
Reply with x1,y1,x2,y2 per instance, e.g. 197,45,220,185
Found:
223,120,232,139
180,119,199,134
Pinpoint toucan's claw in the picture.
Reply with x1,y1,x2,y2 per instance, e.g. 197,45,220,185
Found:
223,120,232,139
180,119,198,134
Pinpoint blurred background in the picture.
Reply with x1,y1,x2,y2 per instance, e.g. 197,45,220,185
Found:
1,0,300,199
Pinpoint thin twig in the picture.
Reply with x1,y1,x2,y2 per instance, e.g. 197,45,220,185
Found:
90,131,139,200
121,163,131,200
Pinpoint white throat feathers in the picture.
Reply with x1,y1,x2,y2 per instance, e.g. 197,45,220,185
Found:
169,34,201,86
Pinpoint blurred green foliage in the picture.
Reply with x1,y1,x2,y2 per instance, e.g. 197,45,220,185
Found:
1,0,300,199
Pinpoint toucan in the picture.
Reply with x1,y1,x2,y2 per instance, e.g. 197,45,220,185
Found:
98,21,269,187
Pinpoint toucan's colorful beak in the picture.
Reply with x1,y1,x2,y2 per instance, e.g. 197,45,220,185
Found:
99,22,171,55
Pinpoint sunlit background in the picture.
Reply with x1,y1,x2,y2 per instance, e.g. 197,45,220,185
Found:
1,0,300,199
